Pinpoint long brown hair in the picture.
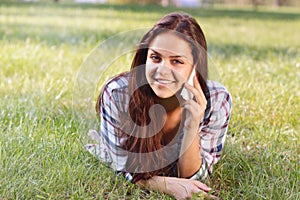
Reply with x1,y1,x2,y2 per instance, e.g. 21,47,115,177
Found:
101,12,209,183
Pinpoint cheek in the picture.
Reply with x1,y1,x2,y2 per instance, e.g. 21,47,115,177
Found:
172,70,188,83
145,62,156,79
145,57,158,70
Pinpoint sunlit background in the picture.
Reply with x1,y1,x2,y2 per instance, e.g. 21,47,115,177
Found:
0,0,299,199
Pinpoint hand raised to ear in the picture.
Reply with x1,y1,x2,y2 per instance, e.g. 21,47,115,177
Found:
182,76,207,132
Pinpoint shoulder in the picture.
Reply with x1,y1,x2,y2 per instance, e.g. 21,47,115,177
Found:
97,72,130,113
100,72,131,101
101,72,130,94
207,80,230,97
204,81,232,124
207,80,232,107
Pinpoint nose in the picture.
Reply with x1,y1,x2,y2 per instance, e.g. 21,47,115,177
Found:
156,60,171,75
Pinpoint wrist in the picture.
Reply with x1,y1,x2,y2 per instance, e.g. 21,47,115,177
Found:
139,176,174,194
181,129,199,149
178,133,202,178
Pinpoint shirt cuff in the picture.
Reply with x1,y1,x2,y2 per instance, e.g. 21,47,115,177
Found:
117,171,133,182
189,158,208,180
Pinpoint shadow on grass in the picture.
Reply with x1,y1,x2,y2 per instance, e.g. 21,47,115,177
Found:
1,21,298,61
1,1,299,61
1,1,300,21
0,22,120,45
208,43,299,61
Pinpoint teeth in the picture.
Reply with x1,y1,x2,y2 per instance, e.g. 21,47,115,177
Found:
157,79,173,84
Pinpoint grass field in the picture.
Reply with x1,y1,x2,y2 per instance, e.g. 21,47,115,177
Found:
0,1,299,199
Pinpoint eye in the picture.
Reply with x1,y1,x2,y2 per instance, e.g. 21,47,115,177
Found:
171,59,184,65
150,54,161,63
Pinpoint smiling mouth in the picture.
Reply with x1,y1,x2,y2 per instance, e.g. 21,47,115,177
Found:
154,79,176,84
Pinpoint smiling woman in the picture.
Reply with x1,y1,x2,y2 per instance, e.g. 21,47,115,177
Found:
86,12,232,199
145,32,195,99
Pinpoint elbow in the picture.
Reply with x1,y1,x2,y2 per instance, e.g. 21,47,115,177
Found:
178,158,202,178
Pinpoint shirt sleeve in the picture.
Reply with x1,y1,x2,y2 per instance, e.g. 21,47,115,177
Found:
98,81,129,172
192,83,232,180
201,85,232,173
189,158,209,180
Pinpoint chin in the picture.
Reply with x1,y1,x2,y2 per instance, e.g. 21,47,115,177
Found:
150,83,180,99
153,89,177,99
156,93,174,99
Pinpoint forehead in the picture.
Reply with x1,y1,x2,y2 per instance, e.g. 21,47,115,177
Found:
149,32,193,59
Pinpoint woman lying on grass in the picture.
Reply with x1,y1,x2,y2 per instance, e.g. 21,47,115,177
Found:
86,12,232,199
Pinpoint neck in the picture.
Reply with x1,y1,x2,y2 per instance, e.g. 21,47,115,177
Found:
153,94,180,112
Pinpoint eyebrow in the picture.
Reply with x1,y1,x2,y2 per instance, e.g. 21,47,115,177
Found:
149,48,188,59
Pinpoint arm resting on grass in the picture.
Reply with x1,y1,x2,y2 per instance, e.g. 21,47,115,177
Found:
136,176,218,200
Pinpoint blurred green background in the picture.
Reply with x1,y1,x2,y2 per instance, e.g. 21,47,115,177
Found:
0,0,299,199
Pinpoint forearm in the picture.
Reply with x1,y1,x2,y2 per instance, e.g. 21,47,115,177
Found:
136,176,171,194
136,175,215,200
178,130,202,178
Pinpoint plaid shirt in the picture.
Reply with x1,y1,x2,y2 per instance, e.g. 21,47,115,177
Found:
86,72,232,182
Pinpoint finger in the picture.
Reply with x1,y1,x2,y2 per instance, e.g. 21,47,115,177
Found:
191,186,202,194
182,100,203,110
193,180,211,192
184,83,206,106
192,182,220,200
183,83,200,101
182,103,204,123
193,76,207,104
193,75,202,92
182,102,201,115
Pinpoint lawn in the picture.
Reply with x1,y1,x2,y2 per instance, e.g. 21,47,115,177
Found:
0,1,299,199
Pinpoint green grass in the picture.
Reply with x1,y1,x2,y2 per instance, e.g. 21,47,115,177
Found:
0,1,299,199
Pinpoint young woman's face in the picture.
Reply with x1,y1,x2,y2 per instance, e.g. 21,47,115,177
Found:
145,32,194,99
